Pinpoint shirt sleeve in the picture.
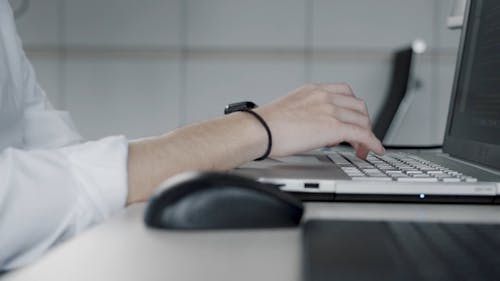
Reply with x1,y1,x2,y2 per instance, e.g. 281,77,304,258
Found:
0,1,129,271
0,136,129,271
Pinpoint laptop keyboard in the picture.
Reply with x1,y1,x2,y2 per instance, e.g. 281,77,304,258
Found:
328,152,478,182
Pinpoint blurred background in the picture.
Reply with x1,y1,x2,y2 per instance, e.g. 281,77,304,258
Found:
11,0,461,145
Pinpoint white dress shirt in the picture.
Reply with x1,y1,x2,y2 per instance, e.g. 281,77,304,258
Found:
0,0,129,270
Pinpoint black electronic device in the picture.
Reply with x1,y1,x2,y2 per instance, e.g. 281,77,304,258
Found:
303,220,500,281
144,172,304,230
372,47,414,143
224,101,258,114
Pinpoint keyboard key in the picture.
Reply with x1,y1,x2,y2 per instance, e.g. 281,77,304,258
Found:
391,174,410,179
464,177,478,183
411,174,434,178
385,170,403,174
352,176,392,181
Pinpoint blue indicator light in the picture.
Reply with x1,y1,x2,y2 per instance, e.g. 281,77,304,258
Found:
420,194,425,199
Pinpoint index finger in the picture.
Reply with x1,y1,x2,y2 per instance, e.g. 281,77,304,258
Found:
338,123,385,156
316,83,356,97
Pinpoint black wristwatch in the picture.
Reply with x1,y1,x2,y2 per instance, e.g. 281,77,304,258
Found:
224,101,272,161
224,101,258,114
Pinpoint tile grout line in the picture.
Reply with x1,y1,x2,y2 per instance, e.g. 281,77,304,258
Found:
304,0,314,84
178,0,188,127
57,0,67,110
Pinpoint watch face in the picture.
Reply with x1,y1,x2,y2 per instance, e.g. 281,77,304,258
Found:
224,101,257,114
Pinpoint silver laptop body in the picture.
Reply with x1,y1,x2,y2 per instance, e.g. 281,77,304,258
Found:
235,0,500,203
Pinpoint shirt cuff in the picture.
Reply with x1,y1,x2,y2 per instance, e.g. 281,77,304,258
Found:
61,136,129,220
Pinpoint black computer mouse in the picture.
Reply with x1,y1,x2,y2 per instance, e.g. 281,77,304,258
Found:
144,172,304,230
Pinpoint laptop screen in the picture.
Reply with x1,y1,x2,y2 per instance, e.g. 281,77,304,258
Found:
444,0,500,169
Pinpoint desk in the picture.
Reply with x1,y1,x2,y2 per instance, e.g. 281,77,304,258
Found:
4,202,500,281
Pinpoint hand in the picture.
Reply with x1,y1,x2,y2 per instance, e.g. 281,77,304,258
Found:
254,83,385,159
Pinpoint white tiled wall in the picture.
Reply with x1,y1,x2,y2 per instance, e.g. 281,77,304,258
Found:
12,0,64,109
64,57,181,139
390,57,436,145
312,0,436,48
437,0,463,48
12,0,61,46
28,57,63,109
64,0,182,48
15,0,462,144
61,0,183,139
186,0,307,48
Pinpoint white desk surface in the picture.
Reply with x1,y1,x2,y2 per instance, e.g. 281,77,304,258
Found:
4,202,500,281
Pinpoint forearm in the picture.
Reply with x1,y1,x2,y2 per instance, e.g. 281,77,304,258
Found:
126,112,267,204
127,83,385,204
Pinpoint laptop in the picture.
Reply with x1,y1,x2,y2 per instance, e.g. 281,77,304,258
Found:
235,0,500,203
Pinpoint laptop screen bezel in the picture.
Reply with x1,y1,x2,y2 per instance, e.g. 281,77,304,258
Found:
443,0,500,170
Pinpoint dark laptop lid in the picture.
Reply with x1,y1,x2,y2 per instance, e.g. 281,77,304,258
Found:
443,0,500,170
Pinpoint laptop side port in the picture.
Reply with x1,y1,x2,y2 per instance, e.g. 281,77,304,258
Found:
304,182,319,189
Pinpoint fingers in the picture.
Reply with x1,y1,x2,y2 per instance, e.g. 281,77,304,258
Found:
347,136,375,160
354,144,371,160
329,107,371,130
331,94,370,117
339,123,385,157
298,83,384,158
311,83,370,117
315,82,355,97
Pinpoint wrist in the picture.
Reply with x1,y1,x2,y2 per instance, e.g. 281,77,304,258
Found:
224,101,273,160
225,111,269,161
